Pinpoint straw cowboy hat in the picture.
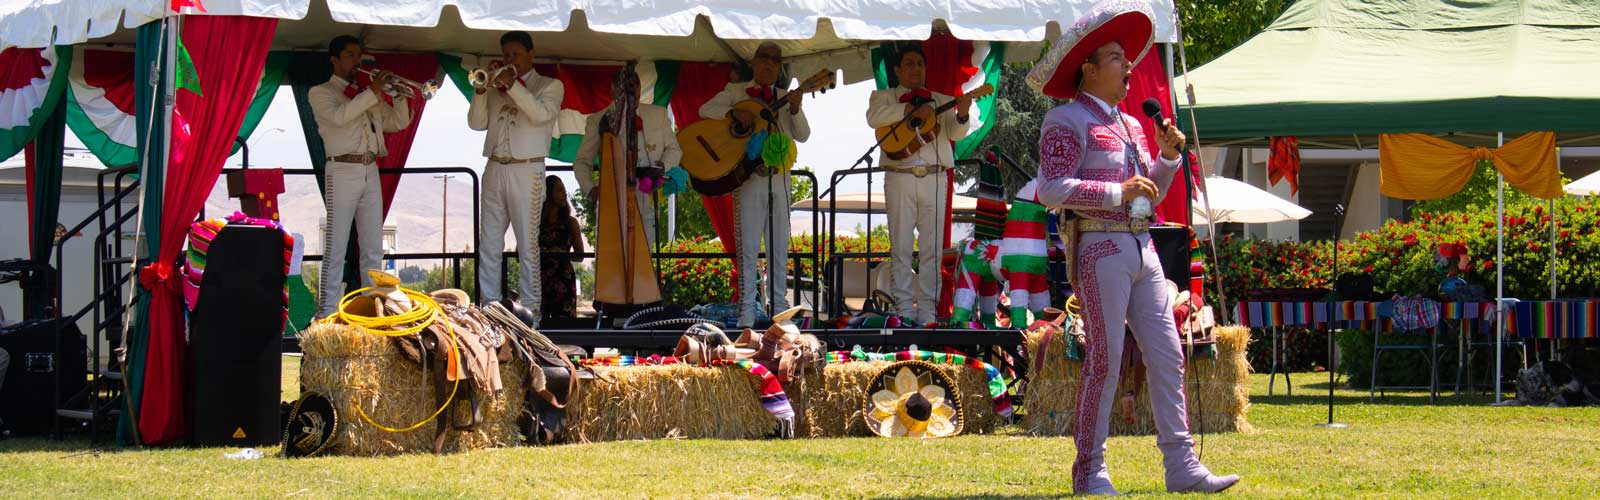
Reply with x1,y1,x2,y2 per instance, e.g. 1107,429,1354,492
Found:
863,360,965,438
1025,0,1156,100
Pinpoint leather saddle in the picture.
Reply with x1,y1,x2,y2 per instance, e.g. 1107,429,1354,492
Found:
489,299,587,445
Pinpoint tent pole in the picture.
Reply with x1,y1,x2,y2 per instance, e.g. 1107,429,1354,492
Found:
1551,148,1560,359
1169,12,1229,323
1495,131,1504,404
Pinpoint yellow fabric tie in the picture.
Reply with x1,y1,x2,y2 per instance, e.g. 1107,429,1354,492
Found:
1378,131,1560,200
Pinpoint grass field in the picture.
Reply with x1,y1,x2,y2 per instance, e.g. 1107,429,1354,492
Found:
2,367,1597,499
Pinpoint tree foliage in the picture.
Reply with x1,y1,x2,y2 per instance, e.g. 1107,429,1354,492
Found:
1174,0,1293,71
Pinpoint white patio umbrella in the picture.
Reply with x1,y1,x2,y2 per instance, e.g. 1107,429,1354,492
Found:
1564,169,1600,196
790,192,982,214
1192,176,1313,224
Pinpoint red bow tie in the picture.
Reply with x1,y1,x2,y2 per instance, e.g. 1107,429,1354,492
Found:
899,88,933,104
746,85,776,102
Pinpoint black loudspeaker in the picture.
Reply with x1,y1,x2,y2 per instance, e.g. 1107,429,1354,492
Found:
187,224,285,446
0,319,87,436
1150,225,1193,287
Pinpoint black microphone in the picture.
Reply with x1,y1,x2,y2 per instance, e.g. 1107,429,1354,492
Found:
1142,98,1186,156
1141,98,1166,127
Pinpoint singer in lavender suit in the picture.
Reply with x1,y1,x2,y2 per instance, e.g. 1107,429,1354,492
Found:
1026,0,1239,495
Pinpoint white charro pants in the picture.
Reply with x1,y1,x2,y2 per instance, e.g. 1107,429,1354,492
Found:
1072,231,1210,493
885,170,946,324
478,160,545,324
317,161,386,317
734,172,790,327
637,190,658,248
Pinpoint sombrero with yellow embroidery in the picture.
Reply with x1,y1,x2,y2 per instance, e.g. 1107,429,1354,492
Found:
863,360,965,438
1025,0,1156,100
281,391,337,457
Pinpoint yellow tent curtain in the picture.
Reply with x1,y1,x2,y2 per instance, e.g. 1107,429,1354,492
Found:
1378,132,1560,200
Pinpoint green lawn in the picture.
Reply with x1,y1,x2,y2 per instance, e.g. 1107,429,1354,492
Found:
3,369,1598,499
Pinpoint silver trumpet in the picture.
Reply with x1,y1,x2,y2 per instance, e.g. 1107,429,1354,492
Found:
468,65,518,90
356,68,438,100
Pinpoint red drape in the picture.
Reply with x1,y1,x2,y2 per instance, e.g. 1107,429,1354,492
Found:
534,63,622,115
137,15,276,445
1118,49,1193,226
371,53,441,215
918,32,974,319
667,62,739,252
666,62,740,299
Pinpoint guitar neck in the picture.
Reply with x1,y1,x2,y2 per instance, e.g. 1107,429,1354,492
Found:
924,89,984,115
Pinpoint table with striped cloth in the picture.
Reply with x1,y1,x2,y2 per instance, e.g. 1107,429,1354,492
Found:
1505,300,1600,340
1233,300,1600,339
1231,300,1494,332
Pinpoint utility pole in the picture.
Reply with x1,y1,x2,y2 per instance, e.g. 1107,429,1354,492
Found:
434,174,454,277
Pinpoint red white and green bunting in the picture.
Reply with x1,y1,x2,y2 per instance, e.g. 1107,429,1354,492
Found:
437,54,665,163
0,46,72,160
65,48,140,166
65,48,287,167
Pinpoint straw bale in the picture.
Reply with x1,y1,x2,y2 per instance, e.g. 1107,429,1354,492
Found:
1021,325,1253,436
565,364,779,442
805,361,1002,438
298,322,524,455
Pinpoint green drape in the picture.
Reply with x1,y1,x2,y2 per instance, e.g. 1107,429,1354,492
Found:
121,19,172,447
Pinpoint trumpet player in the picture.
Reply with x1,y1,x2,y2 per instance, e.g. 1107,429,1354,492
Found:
309,35,413,318
468,31,564,324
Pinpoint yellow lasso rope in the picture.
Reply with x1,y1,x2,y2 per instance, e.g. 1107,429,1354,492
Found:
323,287,461,433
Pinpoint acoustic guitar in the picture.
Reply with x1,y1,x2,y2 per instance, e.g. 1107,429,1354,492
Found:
875,84,994,160
677,70,837,195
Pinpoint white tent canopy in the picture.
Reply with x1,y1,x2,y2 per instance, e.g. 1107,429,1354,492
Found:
1192,176,1312,225
1564,169,1600,196
792,191,981,215
1,0,1178,82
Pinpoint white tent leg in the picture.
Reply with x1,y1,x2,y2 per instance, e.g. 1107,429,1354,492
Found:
1495,131,1504,404
1552,147,1561,359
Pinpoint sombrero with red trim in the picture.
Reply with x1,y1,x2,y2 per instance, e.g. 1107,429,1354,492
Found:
1026,0,1156,100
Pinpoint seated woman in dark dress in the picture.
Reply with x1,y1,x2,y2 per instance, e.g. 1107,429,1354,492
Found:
539,175,584,319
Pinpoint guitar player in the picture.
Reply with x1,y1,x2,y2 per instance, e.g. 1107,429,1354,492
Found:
698,42,812,328
865,45,972,326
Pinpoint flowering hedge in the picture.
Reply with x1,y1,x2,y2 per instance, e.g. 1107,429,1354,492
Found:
1207,196,1600,305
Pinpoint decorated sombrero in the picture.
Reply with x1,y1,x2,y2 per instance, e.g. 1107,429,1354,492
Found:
1025,0,1156,100
281,392,338,457
864,360,965,438
624,304,715,330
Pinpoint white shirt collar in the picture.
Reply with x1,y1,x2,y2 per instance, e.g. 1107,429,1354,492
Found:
1078,91,1118,117
330,74,351,87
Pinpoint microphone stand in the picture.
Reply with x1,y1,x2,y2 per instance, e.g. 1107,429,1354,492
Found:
1318,203,1349,429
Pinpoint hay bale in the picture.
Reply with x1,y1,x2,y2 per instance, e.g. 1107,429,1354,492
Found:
298,322,524,455
806,361,1001,437
1021,326,1252,436
565,364,778,442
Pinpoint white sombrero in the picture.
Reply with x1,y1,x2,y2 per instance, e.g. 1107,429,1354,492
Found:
1025,0,1156,100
